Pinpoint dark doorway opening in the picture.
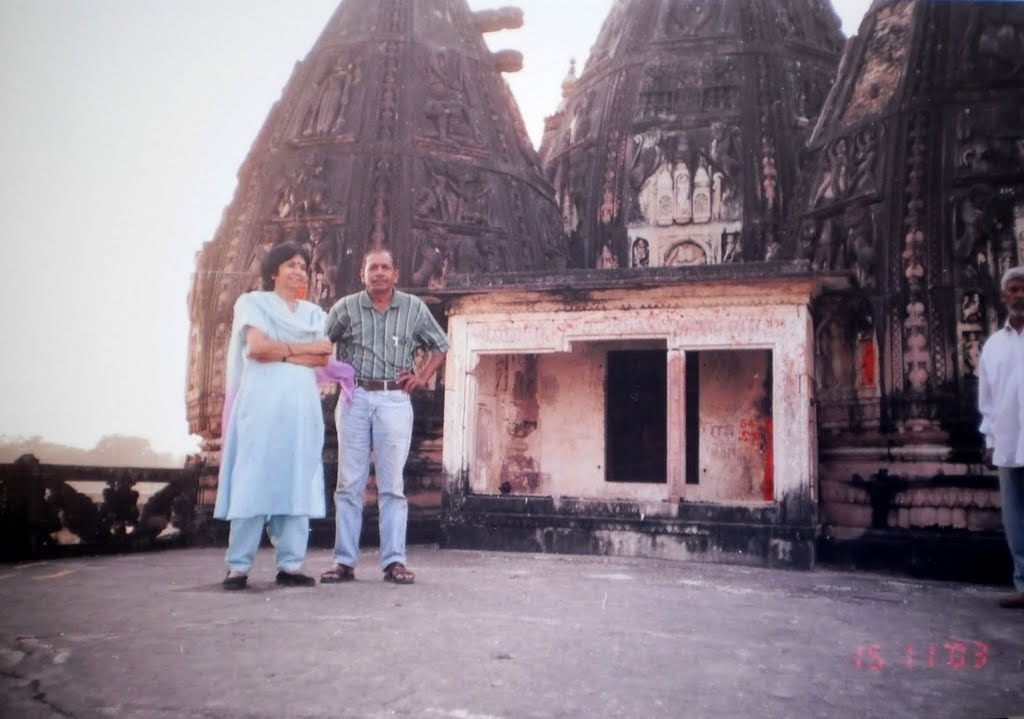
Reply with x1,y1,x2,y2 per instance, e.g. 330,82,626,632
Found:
605,350,667,483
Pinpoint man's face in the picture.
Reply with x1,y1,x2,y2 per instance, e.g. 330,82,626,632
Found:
1002,278,1024,316
362,251,399,295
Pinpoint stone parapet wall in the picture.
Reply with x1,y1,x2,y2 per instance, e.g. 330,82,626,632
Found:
0,456,198,562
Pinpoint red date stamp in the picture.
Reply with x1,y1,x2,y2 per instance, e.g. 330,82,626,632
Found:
853,641,989,671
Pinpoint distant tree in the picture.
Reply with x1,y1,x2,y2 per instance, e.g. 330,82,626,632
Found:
0,434,184,467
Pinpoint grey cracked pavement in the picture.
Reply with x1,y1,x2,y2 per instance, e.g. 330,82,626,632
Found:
1,546,1022,718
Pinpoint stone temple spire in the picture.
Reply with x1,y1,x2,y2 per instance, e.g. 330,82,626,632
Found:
538,0,845,269
186,0,567,442
798,0,1024,444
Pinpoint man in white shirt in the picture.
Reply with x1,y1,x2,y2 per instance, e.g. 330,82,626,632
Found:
978,266,1024,608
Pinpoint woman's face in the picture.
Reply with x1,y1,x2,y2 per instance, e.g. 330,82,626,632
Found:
272,254,308,295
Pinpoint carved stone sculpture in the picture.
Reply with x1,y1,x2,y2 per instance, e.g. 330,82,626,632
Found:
540,0,844,268
801,0,1024,446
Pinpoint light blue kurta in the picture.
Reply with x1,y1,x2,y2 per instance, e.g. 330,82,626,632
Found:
214,291,327,521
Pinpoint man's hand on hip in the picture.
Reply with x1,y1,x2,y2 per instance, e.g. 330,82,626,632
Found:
395,370,426,394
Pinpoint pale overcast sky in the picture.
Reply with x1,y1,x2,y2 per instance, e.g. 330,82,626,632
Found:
0,0,871,458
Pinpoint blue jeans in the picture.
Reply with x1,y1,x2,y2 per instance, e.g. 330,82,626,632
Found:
225,515,309,573
999,466,1024,591
333,387,414,570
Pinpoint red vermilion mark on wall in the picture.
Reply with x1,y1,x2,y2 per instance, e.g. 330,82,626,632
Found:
762,417,774,501
738,417,774,500
860,336,876,386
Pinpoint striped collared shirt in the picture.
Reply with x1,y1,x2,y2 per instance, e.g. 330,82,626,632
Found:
324,289,450,381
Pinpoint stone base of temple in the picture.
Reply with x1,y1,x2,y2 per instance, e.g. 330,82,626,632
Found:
818,529,1012,585
439,495,816,571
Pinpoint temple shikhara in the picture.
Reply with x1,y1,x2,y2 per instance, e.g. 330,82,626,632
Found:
182,0,1024,579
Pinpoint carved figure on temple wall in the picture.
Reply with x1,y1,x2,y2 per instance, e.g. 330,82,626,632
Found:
961,291,983,324
962,331,982,378
815,316,853,393
851,126,880,195
953,191,991,282
559,188,580,234
956,106,1024,176
569,91,594,144
691,155,712,223
711,172,723,221
477,233,509,274
778,2,804,38
307,224,338,307
411,227,447,287
810,137,850,207
457,168,493,227
847,210,875,288
302,57,361,137
959,5,1024,80
654,163,674,226
274,156,330,219
424,49,476,142
662,0,729,38
596,239,619,269
415,161,456,222
629,128,664,205
632,237,650,267
721,231,740,263
764,229,783,261
415,160,493,227
664,240,706,266
811,218,840,271
709,122,741,180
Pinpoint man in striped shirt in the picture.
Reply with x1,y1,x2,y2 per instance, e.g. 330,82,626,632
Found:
320,248,449,585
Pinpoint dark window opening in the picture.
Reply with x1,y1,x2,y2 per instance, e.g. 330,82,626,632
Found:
685,350,701,484
605,350,667,483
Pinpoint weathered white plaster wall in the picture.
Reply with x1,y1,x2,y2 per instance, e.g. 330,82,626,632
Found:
690,349,772,502
443,281,818,507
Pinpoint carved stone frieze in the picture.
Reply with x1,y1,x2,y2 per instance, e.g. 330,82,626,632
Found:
421,48,480,146
657,0,738,38
955,3,1024,85
542,0,843,269
841,0,914,127
298,53,364,141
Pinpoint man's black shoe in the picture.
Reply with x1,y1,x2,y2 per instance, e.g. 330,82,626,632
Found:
222,573,248,591
275,571,316,587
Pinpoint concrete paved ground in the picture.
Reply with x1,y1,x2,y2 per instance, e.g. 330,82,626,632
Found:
1,546,1022,719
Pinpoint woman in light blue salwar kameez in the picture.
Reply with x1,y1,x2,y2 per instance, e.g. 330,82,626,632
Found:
215,242,334,590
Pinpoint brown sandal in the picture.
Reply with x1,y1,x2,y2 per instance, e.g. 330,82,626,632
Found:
320,564,355,583
383,562,415,584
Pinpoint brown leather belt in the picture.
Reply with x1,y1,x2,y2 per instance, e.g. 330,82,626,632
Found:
357,378,400,391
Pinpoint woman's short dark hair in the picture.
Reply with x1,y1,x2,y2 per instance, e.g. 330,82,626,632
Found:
261,242,311,290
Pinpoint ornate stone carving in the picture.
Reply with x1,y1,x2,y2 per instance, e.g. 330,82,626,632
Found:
956,3,1024,84
659,0,736,38
809,136,850,208
415,159,493,228
300,55,362,139
842,0,914,126
423,49,478,144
